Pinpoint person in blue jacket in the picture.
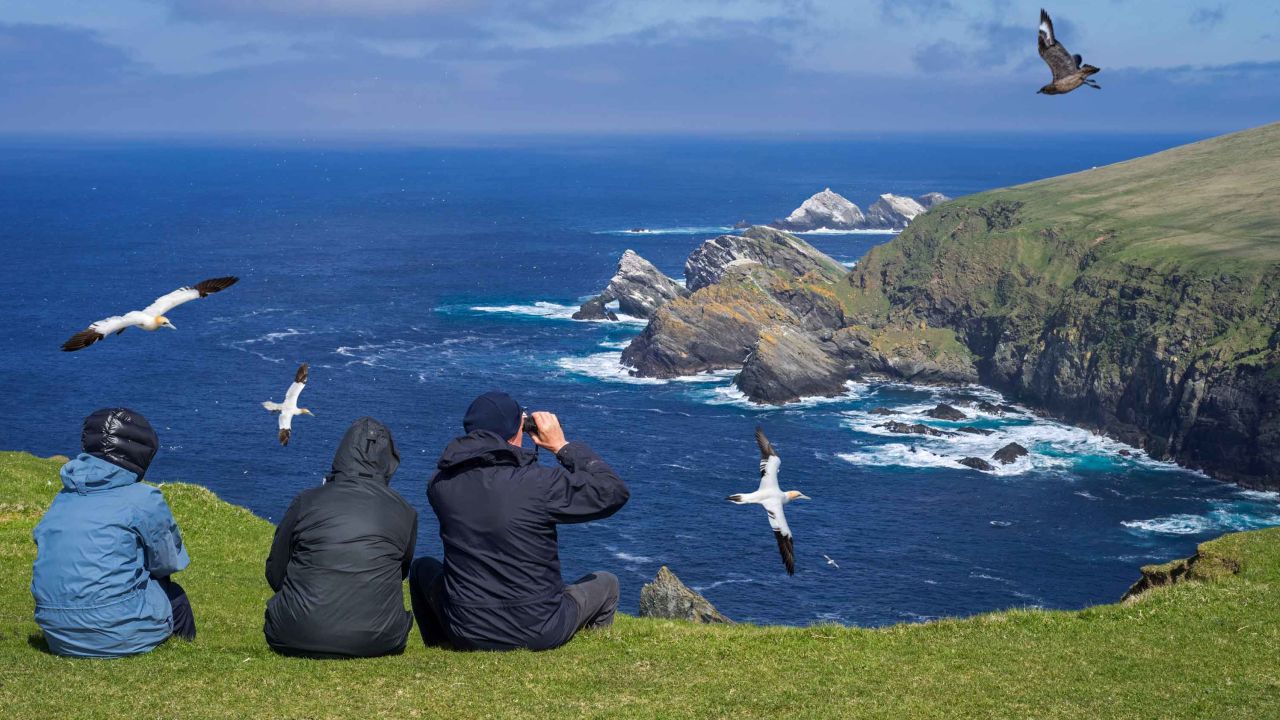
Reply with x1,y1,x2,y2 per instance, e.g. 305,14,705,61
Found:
31,408,195,658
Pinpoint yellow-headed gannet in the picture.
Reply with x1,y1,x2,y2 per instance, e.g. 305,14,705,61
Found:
61,276,239,351
727,426,809,576
263,362,312,446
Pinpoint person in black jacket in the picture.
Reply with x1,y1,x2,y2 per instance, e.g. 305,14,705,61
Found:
264,417,418,658
411,391,629,651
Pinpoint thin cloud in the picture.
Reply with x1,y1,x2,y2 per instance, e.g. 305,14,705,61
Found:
1190,5,1227,29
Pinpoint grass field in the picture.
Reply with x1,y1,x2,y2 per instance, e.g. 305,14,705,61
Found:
3,450,1280,719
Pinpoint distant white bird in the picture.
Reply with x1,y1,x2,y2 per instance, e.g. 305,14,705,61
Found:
824,555,840,569
263,363,313,446
727,426,810,576
61,276,239,351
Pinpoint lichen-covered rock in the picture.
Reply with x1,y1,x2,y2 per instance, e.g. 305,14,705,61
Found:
958,457,995,471
926,403,968,421
684,226,846,293
992,443,1029,464
735,325,849,404
639,566,732,624
575,250,687,320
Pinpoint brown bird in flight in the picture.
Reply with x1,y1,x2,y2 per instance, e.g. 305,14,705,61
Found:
61,276,239,351
1037,9,1100,95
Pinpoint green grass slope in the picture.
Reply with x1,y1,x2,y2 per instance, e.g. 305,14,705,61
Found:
3,452,1280,718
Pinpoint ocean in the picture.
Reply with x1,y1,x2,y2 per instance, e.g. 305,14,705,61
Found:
3,133,1277,626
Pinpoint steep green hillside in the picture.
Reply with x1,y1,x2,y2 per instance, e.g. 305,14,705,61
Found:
849,123,1280,488
4,451,1280,719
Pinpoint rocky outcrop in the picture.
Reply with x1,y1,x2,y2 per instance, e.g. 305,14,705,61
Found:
878,421,956,437
870,407,895,416
958,457,995,471
773,188,865,232
864,194,927,230
926,403,967,421
957,426,994,436
574,250,688,320
639,566,732,623
992,443,1029,465
684,226,846,293
735,325,849,404
771,189,950,232
1122,550,1240,602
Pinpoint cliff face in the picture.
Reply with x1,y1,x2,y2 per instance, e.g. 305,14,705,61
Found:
846,123,1280,488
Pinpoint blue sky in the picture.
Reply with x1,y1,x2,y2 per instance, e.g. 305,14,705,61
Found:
1,0,1276,135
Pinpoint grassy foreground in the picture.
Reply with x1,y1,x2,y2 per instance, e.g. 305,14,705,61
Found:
2,451,1279,719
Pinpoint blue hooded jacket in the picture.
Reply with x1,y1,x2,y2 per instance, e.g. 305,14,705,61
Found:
31,454,190,658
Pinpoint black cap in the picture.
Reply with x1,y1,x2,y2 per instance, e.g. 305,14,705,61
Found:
463,391,523,439
81,407,159,478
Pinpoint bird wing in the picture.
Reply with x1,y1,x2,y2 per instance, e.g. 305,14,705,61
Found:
283,363,308,407
143,276,239,316
762,496,796,576
1038,10,1079,79
61,314,140,351
755,426,781,493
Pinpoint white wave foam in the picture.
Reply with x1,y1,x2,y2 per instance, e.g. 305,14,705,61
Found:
698,380,869,410
228,328,311,363
555,351,734,386
598,339,631,350
470,301,647,326
595,226,733,235
1074,490,1102,501
1237,489,1280,502
1122,506,1280,535
612,551,653,564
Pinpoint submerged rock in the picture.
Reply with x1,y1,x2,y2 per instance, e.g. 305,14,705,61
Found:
925,403,968,421
992,443,1029,465
974,401,1006,414
869,407,895,416
571,297,618,322
956,426,995,436
639,566,732,624
958,457,995,471
878,421,956,437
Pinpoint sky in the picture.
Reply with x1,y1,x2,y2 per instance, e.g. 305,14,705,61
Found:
0,0,1277,136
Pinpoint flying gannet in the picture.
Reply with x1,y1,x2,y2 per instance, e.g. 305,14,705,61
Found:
263,362,312,446
824,555,840,569
1037,9,1100,95
727,426,810,576
61,276,239,351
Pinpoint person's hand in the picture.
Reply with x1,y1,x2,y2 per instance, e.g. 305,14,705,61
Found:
528,411,568,454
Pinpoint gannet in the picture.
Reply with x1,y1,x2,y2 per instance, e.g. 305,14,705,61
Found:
727,426,809,576
61,276,239,351
263,363,313,446
1037,9,1100,95
824,555,840,569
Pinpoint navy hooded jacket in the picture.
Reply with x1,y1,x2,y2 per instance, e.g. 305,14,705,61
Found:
428,431,628,651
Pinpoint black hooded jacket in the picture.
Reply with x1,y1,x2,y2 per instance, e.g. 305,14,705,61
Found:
264,417,418,658
428,431,628,651
82,407,158,478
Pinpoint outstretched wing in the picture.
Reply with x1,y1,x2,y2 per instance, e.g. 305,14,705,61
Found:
755,426,781,493
144,276,239,316
762,497,796,576
283,363,308,407
1038,9,1079,79
60,315,138,352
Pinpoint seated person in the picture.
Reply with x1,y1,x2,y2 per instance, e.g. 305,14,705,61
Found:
31,408,195,658
264,417,417,658
411,391,629,651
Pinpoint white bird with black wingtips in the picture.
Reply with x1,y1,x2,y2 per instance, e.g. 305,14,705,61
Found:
61,276,239,351
727,426,810,576
263,362,313,446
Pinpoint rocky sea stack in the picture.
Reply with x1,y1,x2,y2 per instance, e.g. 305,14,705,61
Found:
772,188,951,232
639,566,732,624
573,249,688,321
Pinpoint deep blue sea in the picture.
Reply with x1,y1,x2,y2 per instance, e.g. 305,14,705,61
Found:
3,134,1278,626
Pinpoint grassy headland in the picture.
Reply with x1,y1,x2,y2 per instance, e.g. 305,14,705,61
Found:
2,451,1279,718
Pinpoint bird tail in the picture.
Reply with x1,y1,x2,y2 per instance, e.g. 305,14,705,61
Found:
1081,64,1100,77
262,401,283,413
726,494,745,504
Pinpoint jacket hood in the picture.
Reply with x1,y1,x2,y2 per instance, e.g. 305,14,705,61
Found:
60,453,140,494
326,417,400,485
82,407,158,479
436,430,537,473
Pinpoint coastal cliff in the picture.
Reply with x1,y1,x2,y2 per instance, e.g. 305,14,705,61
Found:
621,123,1280,488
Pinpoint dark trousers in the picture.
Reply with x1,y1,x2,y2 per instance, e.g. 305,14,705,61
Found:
157,576,196,641
408,557,618,649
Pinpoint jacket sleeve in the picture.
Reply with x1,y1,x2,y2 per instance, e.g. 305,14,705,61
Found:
402,510,418,579
137,487,190,578
265,497,303,592
544,442,630,525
